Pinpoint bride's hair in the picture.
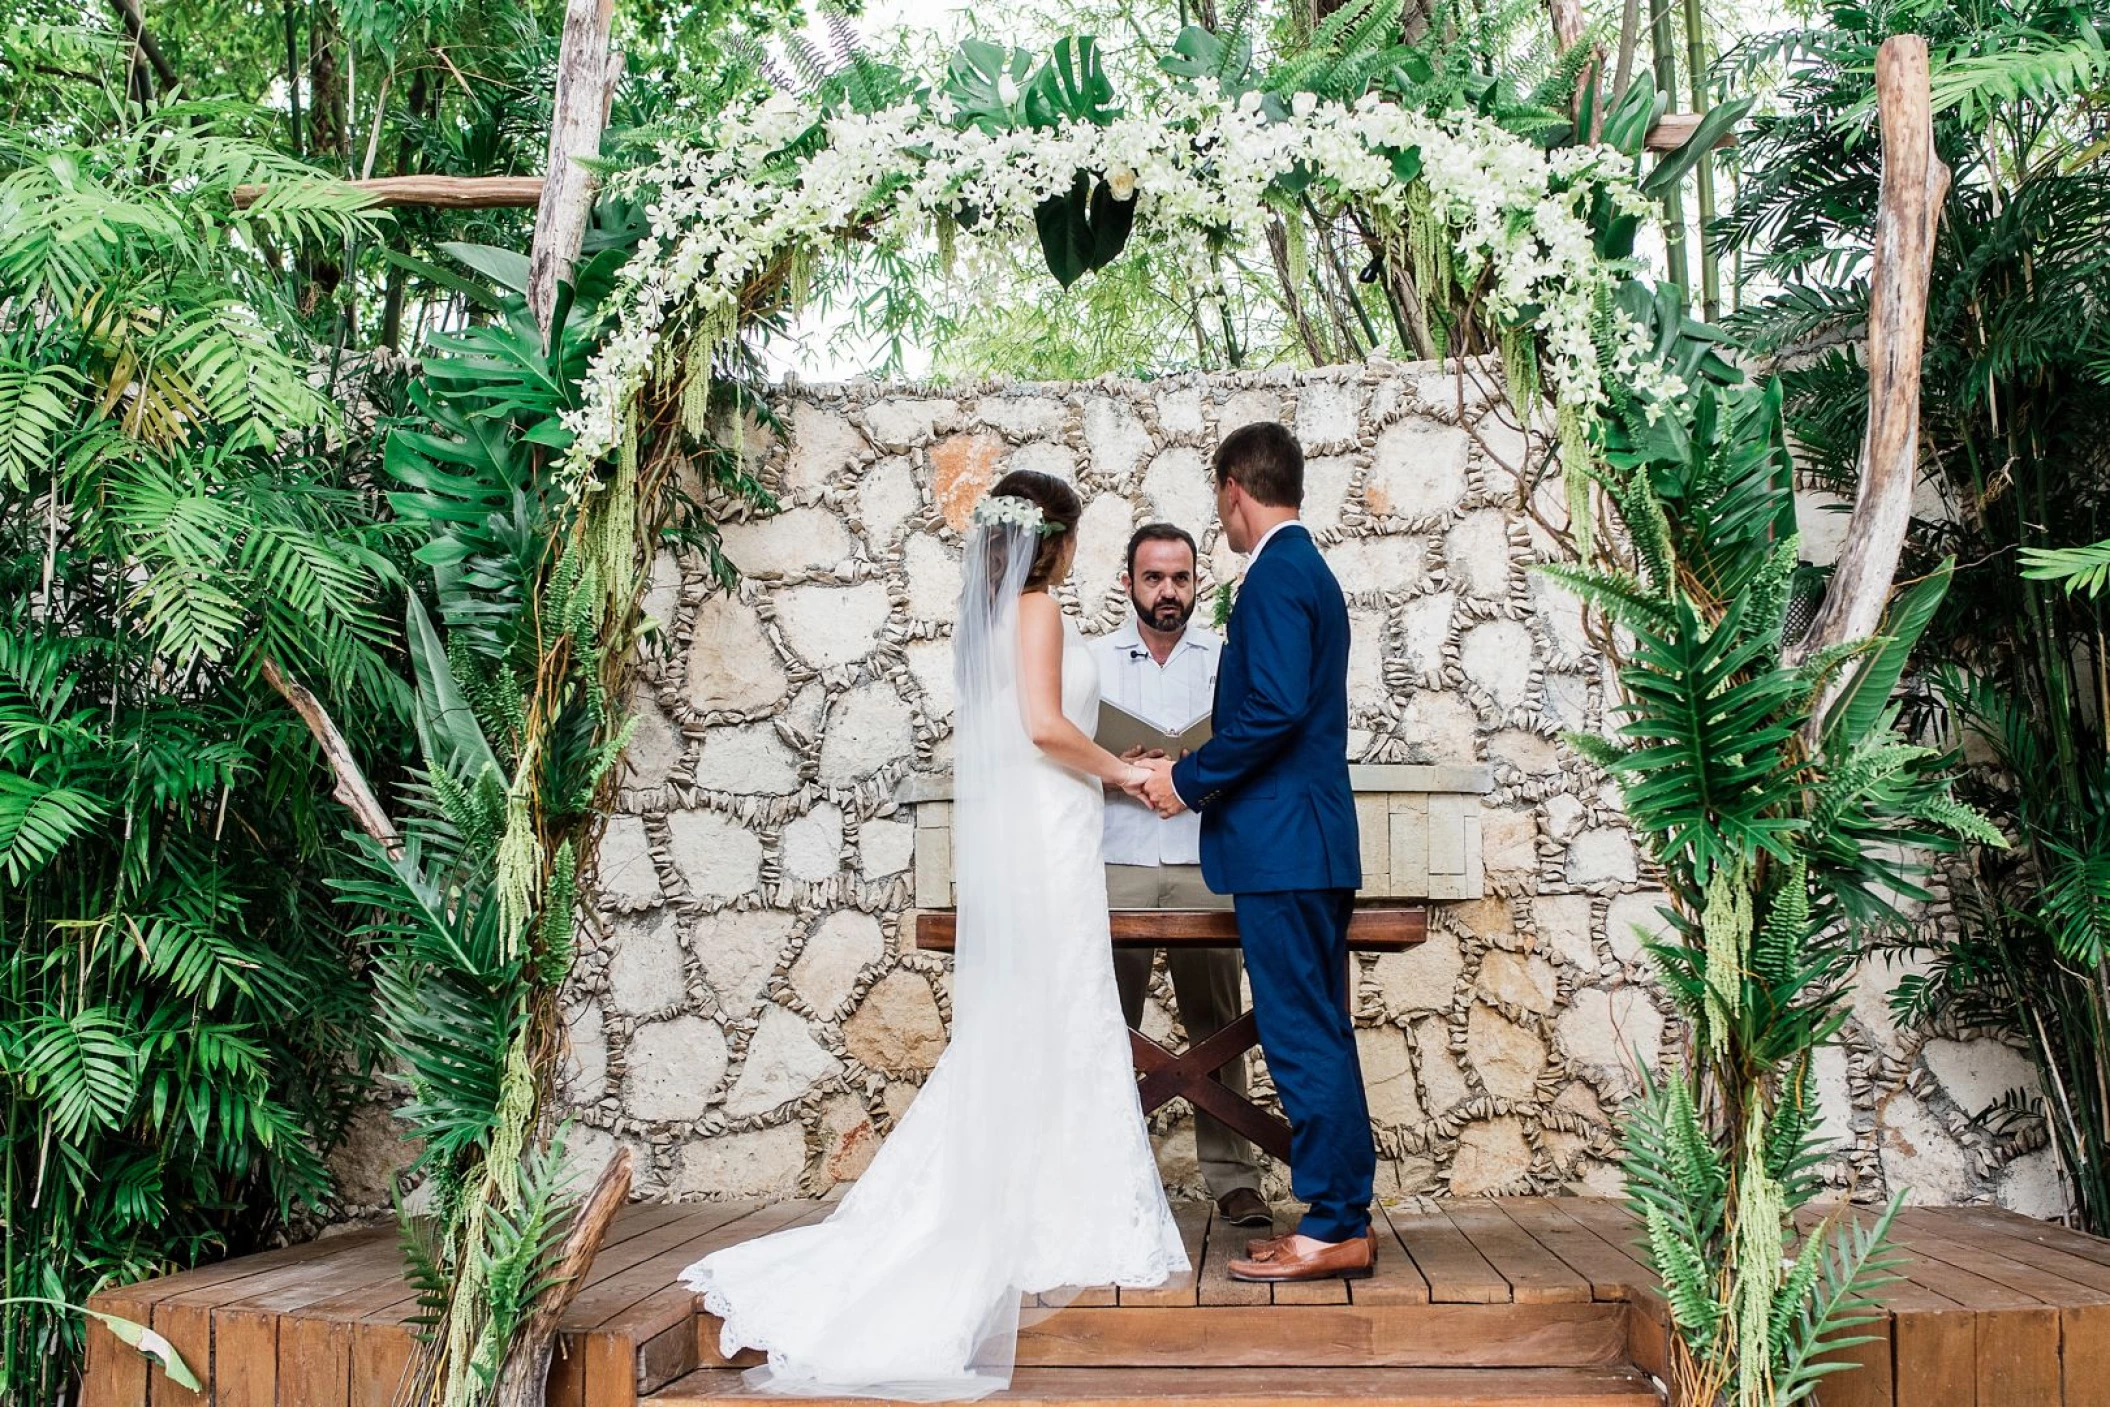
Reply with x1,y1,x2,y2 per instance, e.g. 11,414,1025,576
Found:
984,470,1082,590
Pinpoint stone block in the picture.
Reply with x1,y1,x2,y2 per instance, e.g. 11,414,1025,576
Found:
844,970,948,1074
1478,949,1556,1014
929,429,1003,529
818,687,914,787
1555,986,1663,1093
1218,389,1283,434
1389,796,1429,895
1303,456,1358,533
1141,447,1213,535
686,593,788,714
720,506,856,578
723,1004,844,1118
1450,1116,1531,1196
1009,440,1077,481
1466,1004,1545,1100
673,1123,808,1199
1399,691,1479,764
1358,1024,1427,1127
1083,397,1153,481
776,580,892,669
1603,890,1674,966
1445,510,1514,601
1296,380,1360,447
780,803,843,882
1920,1037,2040,1119
1073,492,1136,600
624,1015,729,1123
1877,1090,1975,1205
598,814,662,909
903,635,955,720
1326,535,1430,597
860,817,915,879
913,819,952,909
1460,619,1534,712
1367,420,1469,522
667,810,764,901
786,405,871,493
856,456,921,545
1534,893,1596,973
1414,1015,1471,1114
1156,387,1206,436
696,721,801,795
1398,591,1454,682
1355,795,1391,894
619,694,685,789
561,1000,607,1102
1564,828,1637,888
1372,933,1462,1015
792,910,885,1014
1996,1147,2068,1220
693,909,795,1017
865,398,959,451
818,1093,881,1184
608,909,687,1017
976,396,1068,439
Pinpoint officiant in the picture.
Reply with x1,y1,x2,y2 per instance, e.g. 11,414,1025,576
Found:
1098,523,1271,1230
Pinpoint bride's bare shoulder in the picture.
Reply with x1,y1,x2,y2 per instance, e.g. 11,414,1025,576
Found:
1016,590,1062,625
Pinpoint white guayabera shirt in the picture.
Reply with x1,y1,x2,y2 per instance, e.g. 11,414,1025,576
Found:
1097,619,1222,867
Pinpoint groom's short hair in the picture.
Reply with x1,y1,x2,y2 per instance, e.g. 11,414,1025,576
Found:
1213,422,1304,508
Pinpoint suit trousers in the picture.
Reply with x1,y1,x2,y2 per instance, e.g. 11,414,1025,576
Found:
1106,863,1261,1198
1233,888,1373,1243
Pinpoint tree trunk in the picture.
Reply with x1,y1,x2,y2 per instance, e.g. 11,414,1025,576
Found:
1791,36,1950,693
528,0,620,344
262,658,401,856
491,1148,633,1407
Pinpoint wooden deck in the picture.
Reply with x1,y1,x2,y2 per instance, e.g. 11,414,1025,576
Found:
79,1198,2110,1407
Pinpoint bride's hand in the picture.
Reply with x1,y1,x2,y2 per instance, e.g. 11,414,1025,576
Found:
1117,764,1153,801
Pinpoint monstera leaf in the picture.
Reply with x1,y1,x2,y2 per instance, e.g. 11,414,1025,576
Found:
943,38,1034,134
1035,171,1137,288
1023,36,1122,128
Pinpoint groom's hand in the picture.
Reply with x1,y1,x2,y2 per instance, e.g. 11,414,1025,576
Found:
1139,758,1186,818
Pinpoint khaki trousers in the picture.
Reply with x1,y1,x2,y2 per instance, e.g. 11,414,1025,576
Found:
1106,863,1261,1197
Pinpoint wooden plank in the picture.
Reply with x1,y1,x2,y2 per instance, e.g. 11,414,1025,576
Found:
210,1305,279,1407
1896,1206,2107,1304
1391,1206,1512,1304
349,1319,416,1407
83,1285,154,1407
2062,1300,2110,1407
547,1201,786,1406
1495,1200,1652,1303
653,1363,1664,1405
1937,1206,2110,1293
1441,1203,1592,1304
912,905,1426,952
1890,1309,1976,1407
1352,1202,1432,1306
1015,1302,1629,1369
1813,1311,1895,1407
279,1313,354,1407
234,175,547,210
1195,1207,1271,1307
147,1298,212,1407
1118,1201,1209,1308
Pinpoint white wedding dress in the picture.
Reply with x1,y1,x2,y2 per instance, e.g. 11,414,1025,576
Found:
682,516,1187,1399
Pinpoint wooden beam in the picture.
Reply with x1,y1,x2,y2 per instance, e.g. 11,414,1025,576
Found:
232,175,545,209
1791,35,1949,686
529,0,621,341
229,116,1728,216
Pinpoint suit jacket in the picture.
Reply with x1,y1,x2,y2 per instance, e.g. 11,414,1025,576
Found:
1170,523,1361,895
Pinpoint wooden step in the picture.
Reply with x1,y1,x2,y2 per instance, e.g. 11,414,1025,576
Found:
650,1365,1664,1405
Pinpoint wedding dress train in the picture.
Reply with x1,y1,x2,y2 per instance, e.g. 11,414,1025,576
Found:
681,518,1186,1399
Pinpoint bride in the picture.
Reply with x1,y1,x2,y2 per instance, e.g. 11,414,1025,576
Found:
682,468,1189,1398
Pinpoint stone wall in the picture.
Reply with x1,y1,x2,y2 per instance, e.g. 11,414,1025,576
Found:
553,359,2061,1217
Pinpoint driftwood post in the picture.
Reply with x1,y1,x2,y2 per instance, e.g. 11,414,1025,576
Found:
1792,35,1950,703
528,0,621,342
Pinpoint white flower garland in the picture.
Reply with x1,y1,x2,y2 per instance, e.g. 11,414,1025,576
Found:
565,82,1686,484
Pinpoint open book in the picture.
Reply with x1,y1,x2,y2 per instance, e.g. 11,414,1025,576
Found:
1095,699,1212,758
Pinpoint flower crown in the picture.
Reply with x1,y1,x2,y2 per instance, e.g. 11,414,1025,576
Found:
972,494,1066,538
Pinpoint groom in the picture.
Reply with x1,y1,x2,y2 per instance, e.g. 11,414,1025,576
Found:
1138,421,1376,1283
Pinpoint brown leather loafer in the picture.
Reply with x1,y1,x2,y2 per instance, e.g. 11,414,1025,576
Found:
1246,1231,1293,1257
1227,1227,1377,1283
1216,1187,1272,1229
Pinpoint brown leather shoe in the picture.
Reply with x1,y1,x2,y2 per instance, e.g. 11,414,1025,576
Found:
1246,1231,1293,1257
1227,1227,1377,1283
1215,1187,1272,1229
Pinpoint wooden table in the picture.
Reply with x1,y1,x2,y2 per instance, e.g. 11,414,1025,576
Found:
913,901,1427,1162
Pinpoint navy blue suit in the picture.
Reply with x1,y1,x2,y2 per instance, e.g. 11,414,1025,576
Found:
1170,523,1373,1243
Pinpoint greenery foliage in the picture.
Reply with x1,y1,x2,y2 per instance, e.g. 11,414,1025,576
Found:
1727,0,2110,1233
0,103,401,1402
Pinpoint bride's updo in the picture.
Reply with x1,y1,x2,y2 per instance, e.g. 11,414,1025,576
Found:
982,469,1082,590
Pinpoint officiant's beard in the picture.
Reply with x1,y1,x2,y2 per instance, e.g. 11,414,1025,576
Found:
1132,591,1195,634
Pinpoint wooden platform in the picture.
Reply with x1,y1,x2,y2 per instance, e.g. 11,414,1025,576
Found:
80,1198,2110,1407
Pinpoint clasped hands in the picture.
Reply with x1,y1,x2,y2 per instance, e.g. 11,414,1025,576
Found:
1113,747,1188,818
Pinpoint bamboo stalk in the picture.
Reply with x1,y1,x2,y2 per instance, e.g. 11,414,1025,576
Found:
1682,0,1720,319
1650,0,1690,292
